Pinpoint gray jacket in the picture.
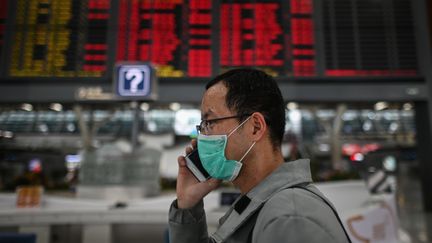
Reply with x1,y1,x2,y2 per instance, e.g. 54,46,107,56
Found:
169,159,349,243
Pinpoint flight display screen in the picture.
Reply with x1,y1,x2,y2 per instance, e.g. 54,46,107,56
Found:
7,0,110,78
0,0,419,79
0,0,7,60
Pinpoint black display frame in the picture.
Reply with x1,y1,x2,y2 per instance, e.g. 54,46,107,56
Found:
0,0,427,103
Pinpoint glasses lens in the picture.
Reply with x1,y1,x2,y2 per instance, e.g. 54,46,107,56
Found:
202,120,209,133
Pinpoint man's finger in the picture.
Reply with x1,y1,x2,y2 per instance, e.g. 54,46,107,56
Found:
177,156,187,167
185,146,193,155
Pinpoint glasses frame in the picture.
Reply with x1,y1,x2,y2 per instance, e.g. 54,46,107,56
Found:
196,114,252,135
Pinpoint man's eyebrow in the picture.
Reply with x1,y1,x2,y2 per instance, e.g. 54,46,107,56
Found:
202,110,214,120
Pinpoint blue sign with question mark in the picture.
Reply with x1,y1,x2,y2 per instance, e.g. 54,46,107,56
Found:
117,64,152,97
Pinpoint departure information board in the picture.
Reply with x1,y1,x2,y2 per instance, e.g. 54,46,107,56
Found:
0,0,420,79
8,0,110,77
116,0,212,77
220,0,315,76
323,0,417,77
0,0,7,59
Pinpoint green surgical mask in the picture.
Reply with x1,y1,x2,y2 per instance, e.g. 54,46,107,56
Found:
197,116,256,181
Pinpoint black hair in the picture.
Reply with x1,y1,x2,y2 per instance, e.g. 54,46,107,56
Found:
206,68,285,148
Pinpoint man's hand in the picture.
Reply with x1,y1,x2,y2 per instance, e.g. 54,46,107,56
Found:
176,139,221,209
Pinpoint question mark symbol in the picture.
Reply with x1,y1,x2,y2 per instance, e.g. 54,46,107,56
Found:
126,68,144,93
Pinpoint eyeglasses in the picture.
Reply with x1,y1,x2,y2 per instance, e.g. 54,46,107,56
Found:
196,114,251,134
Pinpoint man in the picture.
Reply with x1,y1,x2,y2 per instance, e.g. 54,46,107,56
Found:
168,69,350,243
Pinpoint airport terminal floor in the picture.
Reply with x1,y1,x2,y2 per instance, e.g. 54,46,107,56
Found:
397,162,432,243
0,158,431,243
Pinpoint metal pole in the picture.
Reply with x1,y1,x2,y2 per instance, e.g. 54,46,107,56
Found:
131,101,140,153
331,104,347,170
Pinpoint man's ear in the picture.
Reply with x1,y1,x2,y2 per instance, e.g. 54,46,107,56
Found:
250,112,267,141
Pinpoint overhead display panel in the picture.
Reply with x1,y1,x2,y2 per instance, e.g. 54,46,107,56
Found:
7,0,111,78
220,0,315,76
323,0,418,76
0,0,8,60
116,0,213,77
0,0,420,80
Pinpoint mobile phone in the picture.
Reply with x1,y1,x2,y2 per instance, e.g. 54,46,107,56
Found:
185,149,210,182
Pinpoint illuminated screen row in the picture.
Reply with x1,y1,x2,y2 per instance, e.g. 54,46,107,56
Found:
0,0,7,59
8,0,110,77
0,0,419,79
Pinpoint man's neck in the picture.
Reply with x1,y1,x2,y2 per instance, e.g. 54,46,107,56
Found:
233,145,284,194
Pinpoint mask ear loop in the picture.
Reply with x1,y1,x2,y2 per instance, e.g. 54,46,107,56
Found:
227,115,252,137
239,141,256,163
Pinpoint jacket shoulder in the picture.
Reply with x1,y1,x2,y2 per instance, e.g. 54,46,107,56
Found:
261,186,328,216
253,187,347,242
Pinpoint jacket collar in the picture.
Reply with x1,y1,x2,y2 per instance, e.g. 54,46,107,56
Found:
212,159,312,243
247,159,312,202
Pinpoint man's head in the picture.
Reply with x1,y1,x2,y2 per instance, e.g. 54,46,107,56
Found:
203,68,285,149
